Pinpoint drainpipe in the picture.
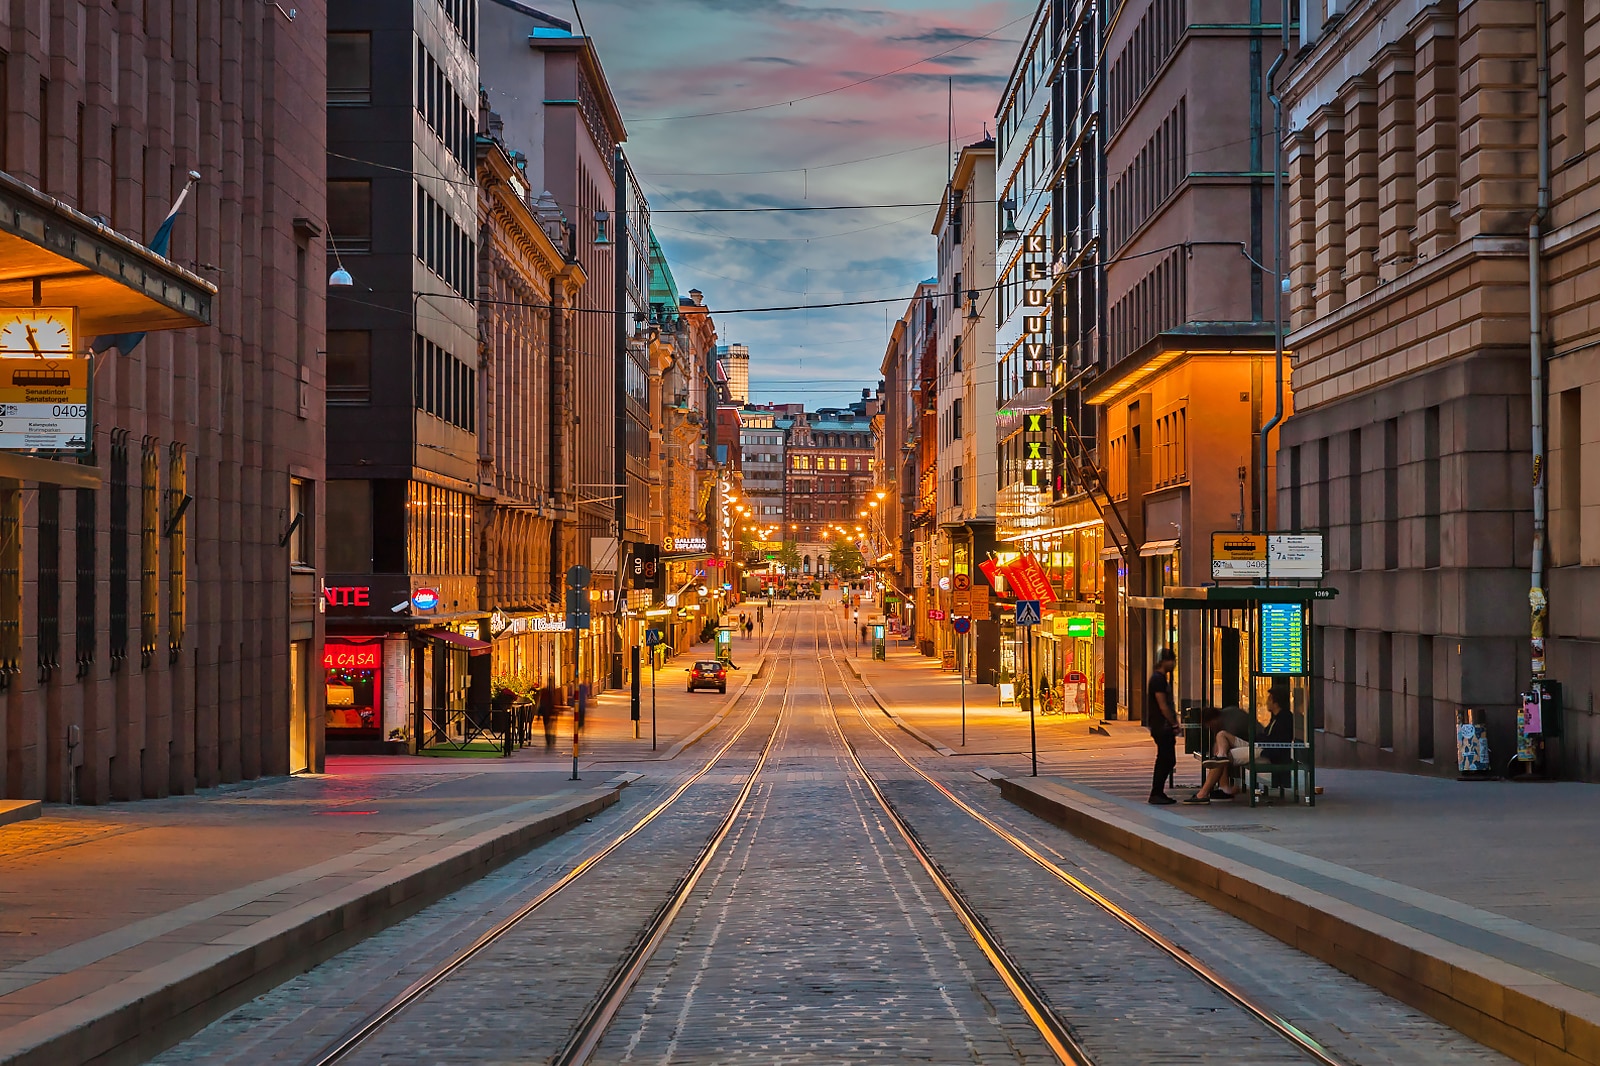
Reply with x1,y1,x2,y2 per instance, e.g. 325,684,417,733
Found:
1257,0,1290,533
1529,0,1552,679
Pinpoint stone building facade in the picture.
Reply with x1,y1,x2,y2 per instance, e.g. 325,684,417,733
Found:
1280,0,1600,777
0,0,327,800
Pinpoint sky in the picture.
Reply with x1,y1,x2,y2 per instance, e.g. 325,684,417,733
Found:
567,0,1033,407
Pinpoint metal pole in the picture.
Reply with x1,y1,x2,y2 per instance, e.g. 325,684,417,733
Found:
612,145,629,691
1530,0,1552,683
1258,1,1291,532
960,631,967,746
1027,625,1038,776
650,643,658,751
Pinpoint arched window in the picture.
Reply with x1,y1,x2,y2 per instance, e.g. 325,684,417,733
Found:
803,555,813,574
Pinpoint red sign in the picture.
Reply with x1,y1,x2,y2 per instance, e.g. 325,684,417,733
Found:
928,608,946,621
1003,553,1058,604
324,585,371,607
978,558,1005,595
324,642,380,669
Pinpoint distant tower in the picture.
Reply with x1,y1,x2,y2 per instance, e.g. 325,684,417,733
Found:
717,342,750,404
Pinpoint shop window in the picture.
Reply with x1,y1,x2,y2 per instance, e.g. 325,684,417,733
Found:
327,330,371,404
327,32,371,106
325,637,383,738
328,179,372,255
167,442,187,662
140,437,159,666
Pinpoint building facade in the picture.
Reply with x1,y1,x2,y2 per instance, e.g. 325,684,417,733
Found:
1,0,325,800
324,0,489,752
783,410,876,579
932,138,1001,676
1280,0,1600,778
718,343,750,405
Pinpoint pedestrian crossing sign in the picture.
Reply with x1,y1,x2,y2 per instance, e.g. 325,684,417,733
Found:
1014,600,1042,626
645,628,664,646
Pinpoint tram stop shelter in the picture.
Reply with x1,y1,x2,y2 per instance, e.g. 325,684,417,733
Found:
1163,585,1335,807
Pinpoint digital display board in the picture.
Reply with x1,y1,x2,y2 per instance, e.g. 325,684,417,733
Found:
1259,602,1306,675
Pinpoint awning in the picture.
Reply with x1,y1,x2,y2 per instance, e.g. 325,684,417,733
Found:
421,629,492,655
1139,539,1180,557
0,170,214,335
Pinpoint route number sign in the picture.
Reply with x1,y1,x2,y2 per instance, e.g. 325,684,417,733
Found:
0,356,90,451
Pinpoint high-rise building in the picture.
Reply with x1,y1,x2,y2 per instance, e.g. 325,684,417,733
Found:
324,0,488,751
718,343,750,405
0,0,325,799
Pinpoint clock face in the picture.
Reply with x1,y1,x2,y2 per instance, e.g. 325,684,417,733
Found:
0,309,77,357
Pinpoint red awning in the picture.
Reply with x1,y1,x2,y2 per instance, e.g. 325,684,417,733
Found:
421,629,492,655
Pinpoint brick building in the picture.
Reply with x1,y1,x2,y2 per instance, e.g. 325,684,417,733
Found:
0,0,327,800
1281,0,1600,778
783,409,876,578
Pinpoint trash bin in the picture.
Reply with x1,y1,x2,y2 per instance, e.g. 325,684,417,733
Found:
1456,708,1490,774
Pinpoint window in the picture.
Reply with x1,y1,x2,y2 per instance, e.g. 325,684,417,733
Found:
952,465,964,507
0,482,17,682
110,430,129,670
327,330,372,403
75,484,95,676
952,398,963,440
37,486,59,679
327,32,371,105
167,443,187,661
952,335,963,372
328,179,372,254
289,477,312,568
140,438,159,666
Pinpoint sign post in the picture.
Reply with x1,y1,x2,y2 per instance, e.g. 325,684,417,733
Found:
954,616,972,745
1015,600,1042,775
645,628,663,750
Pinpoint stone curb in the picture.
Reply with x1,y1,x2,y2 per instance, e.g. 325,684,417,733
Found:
0,801,40,828
0,787,620,1066
843,661,957,757
999,776,1600,1066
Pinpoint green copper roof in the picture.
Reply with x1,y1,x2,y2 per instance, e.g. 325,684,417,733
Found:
649,230,679,308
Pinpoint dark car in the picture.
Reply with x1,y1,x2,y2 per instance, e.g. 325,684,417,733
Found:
687,660,727,694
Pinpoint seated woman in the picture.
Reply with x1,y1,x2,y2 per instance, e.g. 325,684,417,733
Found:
1187,706,1245,802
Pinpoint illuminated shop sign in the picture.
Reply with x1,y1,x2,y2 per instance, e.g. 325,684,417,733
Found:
323,643,380,669
1021,234,1050,389
323,585,371,607
665,536,709,552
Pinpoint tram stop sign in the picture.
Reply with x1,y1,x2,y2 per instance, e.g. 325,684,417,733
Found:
953,617,971,635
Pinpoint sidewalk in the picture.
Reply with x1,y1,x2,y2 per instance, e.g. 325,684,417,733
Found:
852,641,1600,1066
0,760,619,1066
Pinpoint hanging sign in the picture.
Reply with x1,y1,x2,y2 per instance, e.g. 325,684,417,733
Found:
0,307,89,451
1211,532,1268,580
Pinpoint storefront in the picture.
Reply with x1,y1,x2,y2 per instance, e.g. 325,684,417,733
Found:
324,638,384,741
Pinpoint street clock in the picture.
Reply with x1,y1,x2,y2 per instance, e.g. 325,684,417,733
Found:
0,308,77,358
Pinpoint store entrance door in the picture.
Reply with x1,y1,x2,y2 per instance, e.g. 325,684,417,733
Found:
289,639,310,774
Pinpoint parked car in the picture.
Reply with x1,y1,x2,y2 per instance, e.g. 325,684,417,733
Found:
687,660,727,693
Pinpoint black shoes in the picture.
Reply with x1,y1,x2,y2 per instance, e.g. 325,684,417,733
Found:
1148,794,1177,805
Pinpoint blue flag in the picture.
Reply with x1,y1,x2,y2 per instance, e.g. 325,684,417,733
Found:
92,174,199,356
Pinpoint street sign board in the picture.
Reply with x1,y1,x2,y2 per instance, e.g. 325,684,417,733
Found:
566,565,592,589
1258,602,1306,674
645,628,664,646
1014,599,1042,626
953,617,971,635
952,572,971,592
1267,533,1325,580
1211,532,1268,580
564,586,591,630
0,355,91,451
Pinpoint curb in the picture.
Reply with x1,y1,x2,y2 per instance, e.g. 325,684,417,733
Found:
0,801,40,828
999,776,1600,1066
0,788,620,1066
844,660,956,757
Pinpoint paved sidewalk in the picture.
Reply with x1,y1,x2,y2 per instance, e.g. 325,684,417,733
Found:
850,637,1600,1065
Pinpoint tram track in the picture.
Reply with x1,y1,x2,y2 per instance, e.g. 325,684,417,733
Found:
817,608,1349,1066
307,613,800,1066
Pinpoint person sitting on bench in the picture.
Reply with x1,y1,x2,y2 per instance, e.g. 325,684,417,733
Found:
1187,706,1246,802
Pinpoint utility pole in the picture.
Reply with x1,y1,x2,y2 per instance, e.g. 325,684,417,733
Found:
612,144,629,690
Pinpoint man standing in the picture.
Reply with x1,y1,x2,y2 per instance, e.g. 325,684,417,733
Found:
1146,647,1178,804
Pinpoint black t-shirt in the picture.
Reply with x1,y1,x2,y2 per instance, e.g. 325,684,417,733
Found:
1145,670,1172,733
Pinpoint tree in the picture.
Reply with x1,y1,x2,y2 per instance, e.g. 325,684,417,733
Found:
828,538,864,578
777,540,802,574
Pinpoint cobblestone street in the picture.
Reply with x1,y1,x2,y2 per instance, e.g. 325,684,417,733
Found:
143,606,1518,1065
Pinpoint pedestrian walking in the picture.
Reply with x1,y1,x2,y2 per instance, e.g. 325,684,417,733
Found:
575,681,588,733
744,619,753,640
1146,647,1179,804
539,677,558,751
